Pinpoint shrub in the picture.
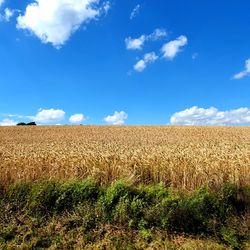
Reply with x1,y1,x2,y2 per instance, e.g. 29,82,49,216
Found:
100,181,137,220
28,181,60,216
55,179,99,213
4,182,32,211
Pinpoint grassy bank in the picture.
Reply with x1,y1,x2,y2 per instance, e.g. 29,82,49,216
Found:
0,180,249,249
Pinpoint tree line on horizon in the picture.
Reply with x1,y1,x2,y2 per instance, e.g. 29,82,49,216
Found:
16,122,37,126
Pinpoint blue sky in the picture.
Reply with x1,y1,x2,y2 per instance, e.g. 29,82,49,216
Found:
0,0,250,126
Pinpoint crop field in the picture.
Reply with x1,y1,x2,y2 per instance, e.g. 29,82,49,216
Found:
0,126,250,189
0,126,250,249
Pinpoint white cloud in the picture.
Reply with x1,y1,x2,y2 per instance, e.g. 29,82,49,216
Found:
125,35,146,50
148,28,167,41
161,35,188,60
104,111,128,125
134,52,158,72
0,119,16,126
17,0,107,48
130,4,140,20
6,114,26,119
125,28,167,50
69,113,85,123
134,60,145,72
4,8,14,21
103,1,111,14
233,59,250,79
170,106,250,126
0,0,4,7
0,8,14,22
192,52,198,60
32,108,65,123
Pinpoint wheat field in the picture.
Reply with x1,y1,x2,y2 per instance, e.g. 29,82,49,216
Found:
0,126,250,190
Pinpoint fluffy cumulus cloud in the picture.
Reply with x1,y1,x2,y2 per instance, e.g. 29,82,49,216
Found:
161,35,188,60
16,0,108,48
32,108,65,123
0,119,16,126
104,111,128,125
125,28,167,50
134,52,158,72
170,106,250,126
233,59,250,79
69,113,85,123
130,4,140,20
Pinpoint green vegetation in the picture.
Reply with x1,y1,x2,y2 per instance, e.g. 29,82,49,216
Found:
16,122,37,126
0,180,249,249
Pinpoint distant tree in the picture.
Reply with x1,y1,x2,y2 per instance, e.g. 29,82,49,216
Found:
27,122,37,126
16,122,37,126
17,122,26,126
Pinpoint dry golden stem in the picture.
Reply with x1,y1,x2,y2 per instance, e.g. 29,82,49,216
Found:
0,126,249,190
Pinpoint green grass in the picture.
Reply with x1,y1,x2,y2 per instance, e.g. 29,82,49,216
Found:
0,180,249,249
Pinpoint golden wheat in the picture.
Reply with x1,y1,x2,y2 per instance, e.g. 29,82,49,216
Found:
0,126,249,190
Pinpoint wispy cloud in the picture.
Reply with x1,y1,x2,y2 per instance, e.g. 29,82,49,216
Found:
134,52,158,72
161,35,188,60
125,35,146,50
102,1,111,15
130,4,140,20
0,8,15,22
0,119,16,126
125,28,167,50
148,28,168,41
170,106,250,126
0,0,4,7
192,52,198,60
233,59,250,80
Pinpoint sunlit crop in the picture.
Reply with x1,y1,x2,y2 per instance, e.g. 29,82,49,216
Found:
0,126,249,190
